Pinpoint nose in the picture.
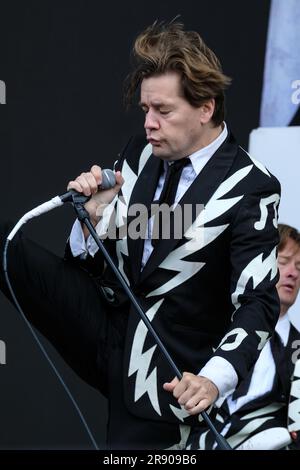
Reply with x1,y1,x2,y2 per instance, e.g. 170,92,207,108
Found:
144,109,159,131
287,263,300,280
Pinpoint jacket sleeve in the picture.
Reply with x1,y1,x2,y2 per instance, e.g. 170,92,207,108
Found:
212,174,281,382
64,238,105,278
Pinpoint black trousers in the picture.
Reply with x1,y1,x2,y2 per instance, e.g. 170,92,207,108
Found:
0,220,186,449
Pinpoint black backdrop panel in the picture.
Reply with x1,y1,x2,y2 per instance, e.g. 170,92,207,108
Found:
0,0,270,448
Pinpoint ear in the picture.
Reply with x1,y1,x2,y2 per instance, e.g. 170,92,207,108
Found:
199,98,215,124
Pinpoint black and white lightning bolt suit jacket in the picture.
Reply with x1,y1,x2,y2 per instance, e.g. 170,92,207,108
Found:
68,130,281,425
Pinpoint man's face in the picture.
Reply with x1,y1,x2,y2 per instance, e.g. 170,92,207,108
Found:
277,238,300,315
140,71,213,160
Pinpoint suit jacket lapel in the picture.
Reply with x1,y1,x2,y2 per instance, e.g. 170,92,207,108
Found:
127,154,162,284
138,132,239,285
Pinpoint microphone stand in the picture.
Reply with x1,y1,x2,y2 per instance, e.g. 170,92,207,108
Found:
72,193,232,451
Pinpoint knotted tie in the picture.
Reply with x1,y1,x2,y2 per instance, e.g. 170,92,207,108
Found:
157,158,190,206
151,158,189,247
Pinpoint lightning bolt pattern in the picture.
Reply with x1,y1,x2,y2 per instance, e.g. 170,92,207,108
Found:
148,165,253,298
128,299,164,416
114,147,152,284
231,247,278,311
226,417,275,448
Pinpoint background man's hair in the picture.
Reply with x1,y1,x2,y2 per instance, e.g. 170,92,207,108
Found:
124,20,231,126
278,223,300,251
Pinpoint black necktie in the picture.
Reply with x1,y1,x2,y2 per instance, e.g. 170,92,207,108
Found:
157,158,190,207
270,331,290,400
151,158,190,247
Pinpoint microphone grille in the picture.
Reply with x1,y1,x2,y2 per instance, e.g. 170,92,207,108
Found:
101,169,116,189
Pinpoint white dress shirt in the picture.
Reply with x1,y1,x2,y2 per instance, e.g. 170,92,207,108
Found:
69,123,240,402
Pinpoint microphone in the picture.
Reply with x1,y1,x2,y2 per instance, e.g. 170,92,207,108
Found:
60,169,116,203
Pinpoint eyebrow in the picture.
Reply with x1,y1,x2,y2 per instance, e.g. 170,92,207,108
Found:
279,254,300,264
138,100,170,108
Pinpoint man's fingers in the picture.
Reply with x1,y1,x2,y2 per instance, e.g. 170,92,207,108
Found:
90,165,102,186
173,373,196,399
185,399,210,415
115,171,124,188
83,172,99,194
74,173,93,196
67,167,122,199
163,372,219,416
67,181,82,192
163,377,179,392
184,389,208,410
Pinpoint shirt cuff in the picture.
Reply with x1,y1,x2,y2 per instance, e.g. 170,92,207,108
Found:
69,219,99,259
198,356,238,407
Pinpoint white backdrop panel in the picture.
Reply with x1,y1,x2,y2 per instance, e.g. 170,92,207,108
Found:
249,126,300,329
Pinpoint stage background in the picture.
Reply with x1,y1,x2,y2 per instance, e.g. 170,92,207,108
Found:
0,0,291,449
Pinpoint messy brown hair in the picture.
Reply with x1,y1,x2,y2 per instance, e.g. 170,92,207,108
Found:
278,223,300,251
124,20,231,126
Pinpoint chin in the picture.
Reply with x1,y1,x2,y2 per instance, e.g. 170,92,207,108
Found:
152,148,168,159
280,297,294,311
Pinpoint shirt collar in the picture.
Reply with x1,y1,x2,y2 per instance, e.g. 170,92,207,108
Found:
189,122,228,175
275,313,291,346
